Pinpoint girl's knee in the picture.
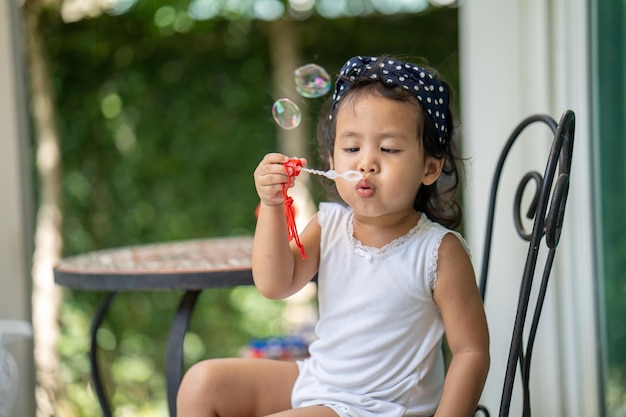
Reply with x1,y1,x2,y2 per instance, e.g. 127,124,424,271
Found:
179,358,299,417
177,359,226,411
178,358,270,416
180,359,224,394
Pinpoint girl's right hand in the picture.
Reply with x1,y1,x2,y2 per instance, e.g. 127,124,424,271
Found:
254,153,306,207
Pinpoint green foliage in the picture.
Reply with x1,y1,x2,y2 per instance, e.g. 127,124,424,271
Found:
43,18,273,251
38,3,458,415
595,0,626,412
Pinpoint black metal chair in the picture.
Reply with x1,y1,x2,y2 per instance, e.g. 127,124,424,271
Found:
474,110,576,417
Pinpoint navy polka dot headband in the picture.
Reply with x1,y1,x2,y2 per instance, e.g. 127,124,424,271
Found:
330,56,450,145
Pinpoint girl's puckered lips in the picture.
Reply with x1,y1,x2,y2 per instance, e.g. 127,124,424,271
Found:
356,178,375,198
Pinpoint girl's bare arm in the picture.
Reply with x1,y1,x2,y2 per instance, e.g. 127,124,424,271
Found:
433,234,490,417
252,153,320,299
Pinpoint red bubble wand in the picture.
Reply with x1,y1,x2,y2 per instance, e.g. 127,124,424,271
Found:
278,157,362,259
282,158,307,259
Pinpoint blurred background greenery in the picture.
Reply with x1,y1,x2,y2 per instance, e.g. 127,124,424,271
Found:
28,1,459,415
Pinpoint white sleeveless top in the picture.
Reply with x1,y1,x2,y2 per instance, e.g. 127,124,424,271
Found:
292,202,467,417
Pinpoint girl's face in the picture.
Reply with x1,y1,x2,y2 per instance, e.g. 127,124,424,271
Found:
331,92,443,223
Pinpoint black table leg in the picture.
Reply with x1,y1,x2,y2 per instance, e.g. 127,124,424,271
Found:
90,291,116,417
166,290,201,417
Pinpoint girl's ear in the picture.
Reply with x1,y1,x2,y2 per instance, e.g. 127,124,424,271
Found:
423,156,444,186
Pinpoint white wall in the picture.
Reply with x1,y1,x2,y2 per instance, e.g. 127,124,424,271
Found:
459,0,600,416
0,2,36,416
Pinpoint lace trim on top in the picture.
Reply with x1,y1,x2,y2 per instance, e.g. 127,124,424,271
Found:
427,229,470,291
428,232,446,291
347,212,429,262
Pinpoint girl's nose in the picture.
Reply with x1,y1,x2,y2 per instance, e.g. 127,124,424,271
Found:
358,153,379,173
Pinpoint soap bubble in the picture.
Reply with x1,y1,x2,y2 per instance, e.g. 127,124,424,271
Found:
294,64,331,98
272,98,301,130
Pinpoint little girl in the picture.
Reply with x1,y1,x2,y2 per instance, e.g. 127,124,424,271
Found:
178,55,489,417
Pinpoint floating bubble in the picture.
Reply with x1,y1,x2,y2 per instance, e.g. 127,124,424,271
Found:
294,64,331,98
272,98,301,130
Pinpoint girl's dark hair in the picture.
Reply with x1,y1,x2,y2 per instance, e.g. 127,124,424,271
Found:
316,59,464,230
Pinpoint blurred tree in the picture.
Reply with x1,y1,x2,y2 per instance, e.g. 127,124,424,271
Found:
22,0,459,415
22,1,64,416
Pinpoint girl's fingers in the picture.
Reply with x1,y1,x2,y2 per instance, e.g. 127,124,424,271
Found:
253,154,301,205
264,153,290,166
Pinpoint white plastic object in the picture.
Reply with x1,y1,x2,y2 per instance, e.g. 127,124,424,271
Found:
0,320,33,417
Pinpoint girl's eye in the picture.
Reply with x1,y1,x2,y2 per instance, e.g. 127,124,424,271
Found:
381,147,398,154
344,147,359,153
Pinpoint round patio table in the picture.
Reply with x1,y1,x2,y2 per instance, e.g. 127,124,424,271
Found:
54,236,255,417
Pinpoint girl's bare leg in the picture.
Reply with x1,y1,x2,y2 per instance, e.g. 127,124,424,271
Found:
267,406,339,417
177,358,298,417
